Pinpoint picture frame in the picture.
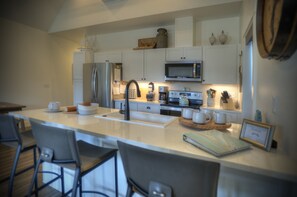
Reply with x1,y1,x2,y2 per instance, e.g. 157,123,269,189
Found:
240,119,275,151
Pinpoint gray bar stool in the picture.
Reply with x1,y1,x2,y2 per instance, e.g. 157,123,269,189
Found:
0,114,37,197
117,141,220,197
28,119,118,197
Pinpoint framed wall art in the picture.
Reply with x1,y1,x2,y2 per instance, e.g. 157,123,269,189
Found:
240,119,275,151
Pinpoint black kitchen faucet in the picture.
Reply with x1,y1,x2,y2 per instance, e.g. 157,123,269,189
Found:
124,80,141,120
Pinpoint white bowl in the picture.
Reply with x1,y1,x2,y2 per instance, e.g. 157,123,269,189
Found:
78,108,97,115
77,103,98,110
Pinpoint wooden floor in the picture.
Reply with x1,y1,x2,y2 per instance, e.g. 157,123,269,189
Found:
0,144,61,197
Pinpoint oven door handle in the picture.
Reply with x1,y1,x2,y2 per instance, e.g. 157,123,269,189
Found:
160,106,183,111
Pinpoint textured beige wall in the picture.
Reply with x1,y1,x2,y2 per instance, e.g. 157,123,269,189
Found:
240,0,297,159
0,18,78,109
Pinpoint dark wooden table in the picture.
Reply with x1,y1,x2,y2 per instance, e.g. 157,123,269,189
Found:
0,102,26,114
0,102,26,131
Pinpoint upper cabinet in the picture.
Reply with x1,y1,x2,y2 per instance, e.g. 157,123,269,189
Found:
94,51,122,63
122,50,144,81
202,44,238,84
122,49,165,82
166,46,202,61
144,48,166,82
73,51,93,80
72,50,93,105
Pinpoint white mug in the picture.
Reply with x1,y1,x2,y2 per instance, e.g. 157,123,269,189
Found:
48,101,60,111
182,108,193,119
192,110,211,124
214,112,226,124
201,109,212,121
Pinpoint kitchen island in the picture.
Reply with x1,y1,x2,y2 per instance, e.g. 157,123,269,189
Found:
10,107,297,196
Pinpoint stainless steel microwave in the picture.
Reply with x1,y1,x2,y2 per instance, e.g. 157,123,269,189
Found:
165,61,202,82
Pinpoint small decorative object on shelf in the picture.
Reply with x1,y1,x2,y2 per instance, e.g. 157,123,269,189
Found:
206,88,216,107
156,28,168,48
255,109,262,122
219,30,227,45
209,33,216,45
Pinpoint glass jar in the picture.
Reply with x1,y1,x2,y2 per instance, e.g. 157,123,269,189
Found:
156,28,168,48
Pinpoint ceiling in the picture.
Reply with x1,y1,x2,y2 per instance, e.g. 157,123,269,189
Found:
0,0,65,32
0,0,242,43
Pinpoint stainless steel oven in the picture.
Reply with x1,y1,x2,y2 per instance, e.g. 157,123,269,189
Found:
160,90,203,116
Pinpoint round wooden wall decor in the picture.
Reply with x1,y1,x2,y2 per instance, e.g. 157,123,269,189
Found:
256,0,297,60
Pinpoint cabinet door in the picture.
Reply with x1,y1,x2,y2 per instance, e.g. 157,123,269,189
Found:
73,51,94,80
122,50,144,81
165,47,184,61
114,101,137,111
184,46,202,61
203,45,238,84
73,52,84,80
144,49,165,82
73,80,83,105
137,103,160,114
94,51,122,63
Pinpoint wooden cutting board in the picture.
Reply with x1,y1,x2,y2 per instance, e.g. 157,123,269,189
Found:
179,117,231,131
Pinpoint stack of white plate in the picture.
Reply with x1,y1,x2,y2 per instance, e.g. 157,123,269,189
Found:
77,103,98,115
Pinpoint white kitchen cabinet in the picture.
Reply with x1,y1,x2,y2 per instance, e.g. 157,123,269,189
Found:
166,46,202,61
114,100,160,114
94,51,122,63
122,49,165,82
73,80,83,105
122,50,144,81
73,51,93,80
114,100,138,111
202,45,238,84
137,103,160,114
144,48,165,82
72,50,93,105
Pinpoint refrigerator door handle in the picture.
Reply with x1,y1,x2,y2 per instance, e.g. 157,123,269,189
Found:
94,67,99,102
91,67,96,101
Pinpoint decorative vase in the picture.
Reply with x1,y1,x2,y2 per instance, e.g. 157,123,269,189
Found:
207,97,215,107
156,28,168,48
219,30,227,45
209,33,216,45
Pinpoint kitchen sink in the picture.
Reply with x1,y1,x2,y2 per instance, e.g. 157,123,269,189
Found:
95,111,177,128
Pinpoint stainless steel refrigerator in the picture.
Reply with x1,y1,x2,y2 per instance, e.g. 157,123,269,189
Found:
83,62,122,108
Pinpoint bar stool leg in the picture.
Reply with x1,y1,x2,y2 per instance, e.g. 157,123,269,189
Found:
71,168,80,197
33,147,38,197
27,157,42,196
8,145,22,197
59,167,64,195
115,154,118,197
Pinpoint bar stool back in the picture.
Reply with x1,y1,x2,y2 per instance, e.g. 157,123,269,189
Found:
118,141,220,197
0,114,37,197
28,119,118,197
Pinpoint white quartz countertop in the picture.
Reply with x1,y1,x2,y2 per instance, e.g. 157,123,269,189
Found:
10,107,297,182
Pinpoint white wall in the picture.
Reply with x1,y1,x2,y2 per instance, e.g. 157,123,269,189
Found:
240,0,297,159
199,17,240,45
91,16,241,108
0,18,78,109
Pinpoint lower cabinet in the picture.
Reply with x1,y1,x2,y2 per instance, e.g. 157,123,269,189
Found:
201,107,242,124
114,100,138,111
137,103,160,113
114,100,160,114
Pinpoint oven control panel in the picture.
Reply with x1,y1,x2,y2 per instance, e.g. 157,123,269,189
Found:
168,91,203,100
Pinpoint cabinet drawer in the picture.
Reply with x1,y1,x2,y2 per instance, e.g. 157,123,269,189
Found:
114,101,137,111
137,103,160,114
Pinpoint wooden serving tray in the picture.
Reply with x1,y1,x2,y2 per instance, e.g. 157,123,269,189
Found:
179,117,231,131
